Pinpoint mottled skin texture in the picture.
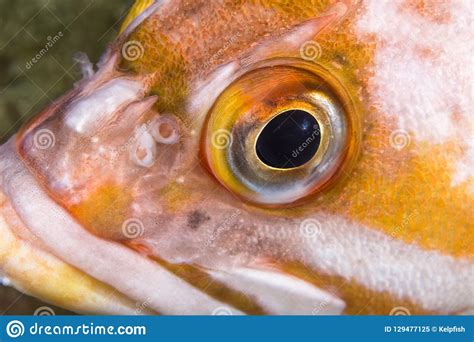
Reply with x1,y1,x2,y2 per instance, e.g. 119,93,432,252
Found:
1,0,472,315
120,2,472,255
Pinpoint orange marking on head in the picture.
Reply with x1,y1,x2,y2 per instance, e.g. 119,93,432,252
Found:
293,116,474,258
402,0,453,24
69,184,133,240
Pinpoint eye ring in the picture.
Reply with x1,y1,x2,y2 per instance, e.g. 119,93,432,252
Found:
201,58,360,206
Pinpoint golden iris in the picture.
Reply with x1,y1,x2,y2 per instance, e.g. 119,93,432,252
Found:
201,58,360,206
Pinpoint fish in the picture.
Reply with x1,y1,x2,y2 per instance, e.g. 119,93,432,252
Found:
0,0,472,315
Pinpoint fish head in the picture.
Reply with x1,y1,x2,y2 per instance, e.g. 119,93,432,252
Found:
1,0,473,315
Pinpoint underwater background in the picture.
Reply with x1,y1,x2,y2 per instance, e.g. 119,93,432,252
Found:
0,0,130,315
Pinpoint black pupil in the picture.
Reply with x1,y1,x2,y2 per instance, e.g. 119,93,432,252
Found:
256,110,320,169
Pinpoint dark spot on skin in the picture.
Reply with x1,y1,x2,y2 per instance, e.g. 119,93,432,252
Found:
187,210,210,229
333,53,347,66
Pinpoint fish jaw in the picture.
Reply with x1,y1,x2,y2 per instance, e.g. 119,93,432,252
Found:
0,141,152,315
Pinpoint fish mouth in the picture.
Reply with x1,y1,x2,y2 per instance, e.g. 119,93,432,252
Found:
0,138,347,315
0,137,148,315
0,137,237,315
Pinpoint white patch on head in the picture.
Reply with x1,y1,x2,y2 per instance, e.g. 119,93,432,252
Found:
0,273,10,286
451,147,474,191
355,0,474,186
296,213,474,314
210,267,345,315
65,78,143,134
72,52,94,80
186,62,239,121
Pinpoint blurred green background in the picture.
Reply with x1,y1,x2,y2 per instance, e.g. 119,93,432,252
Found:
0,0,130,143
0,0,130,314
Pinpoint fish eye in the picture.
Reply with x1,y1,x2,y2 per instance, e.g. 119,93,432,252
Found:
255,109,321,169
201,58,360,206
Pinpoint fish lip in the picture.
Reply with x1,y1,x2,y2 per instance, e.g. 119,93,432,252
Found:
0,137,24,196
0,136,76,245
